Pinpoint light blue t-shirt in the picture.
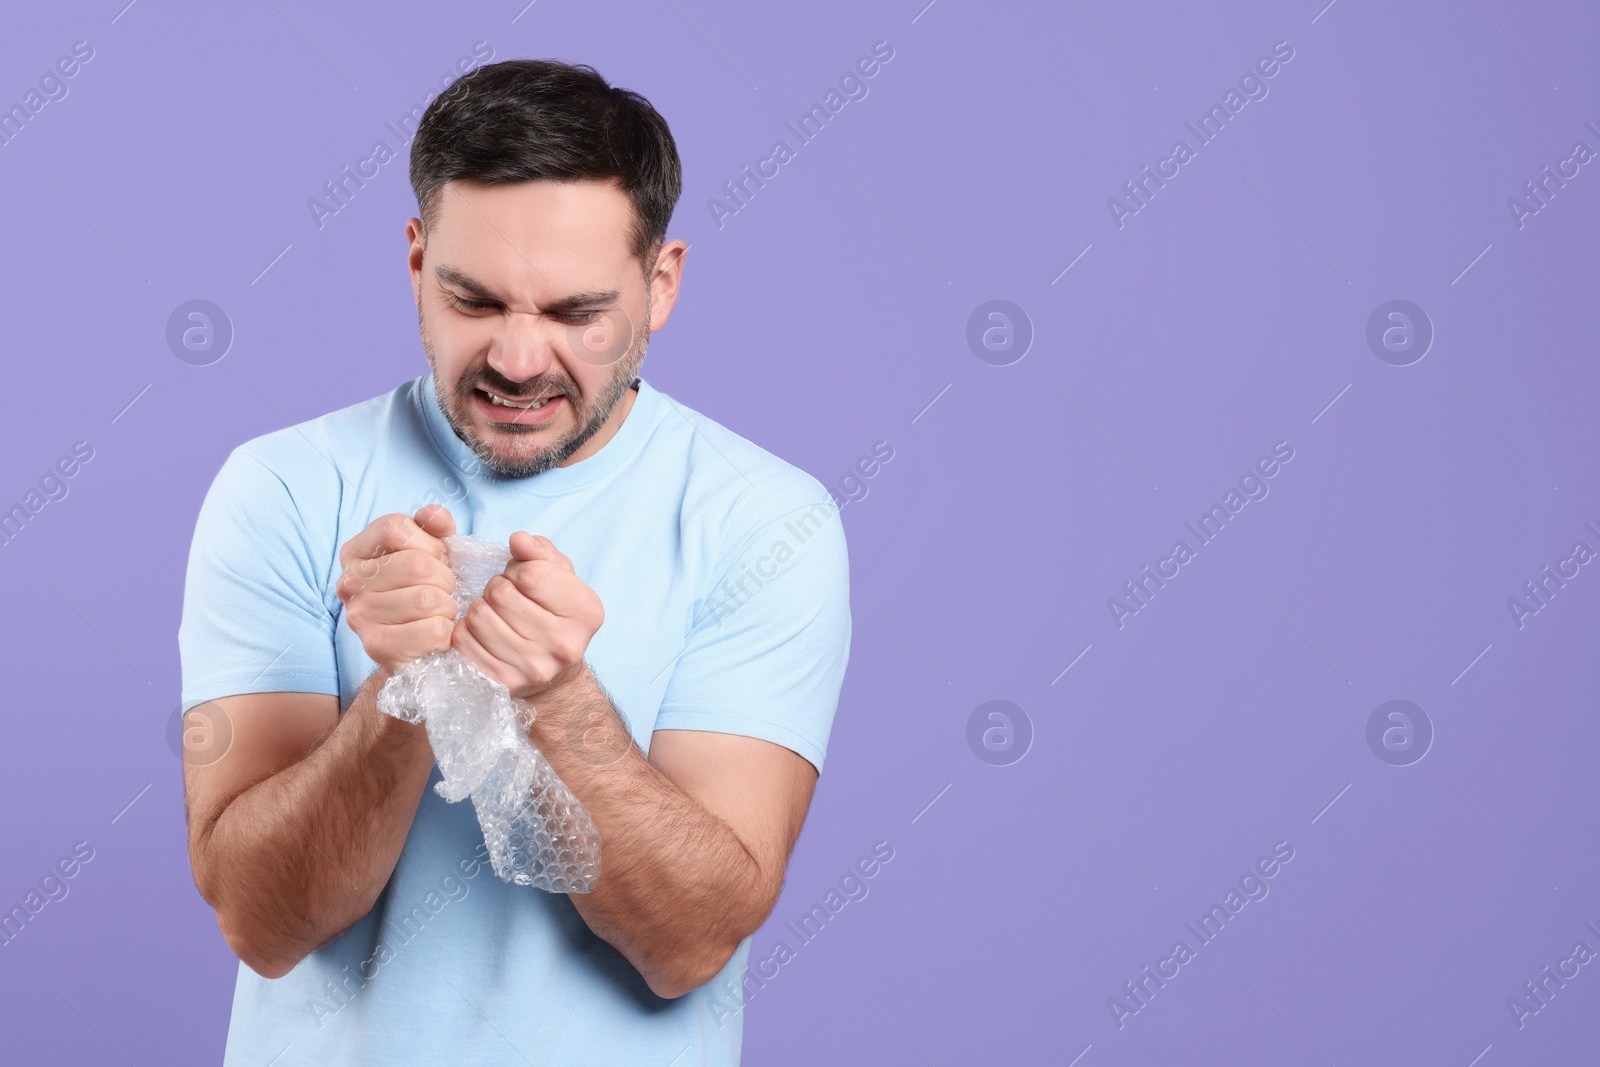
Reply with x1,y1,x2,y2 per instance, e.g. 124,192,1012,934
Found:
178,372,851,1067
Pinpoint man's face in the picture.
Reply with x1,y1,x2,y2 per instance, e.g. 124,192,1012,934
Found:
408,179,672,479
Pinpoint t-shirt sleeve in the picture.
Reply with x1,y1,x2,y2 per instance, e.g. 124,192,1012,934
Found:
178,447,341,713
653,498,851,773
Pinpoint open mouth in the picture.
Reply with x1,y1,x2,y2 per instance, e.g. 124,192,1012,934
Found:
474,387,566,424
485,391,554,410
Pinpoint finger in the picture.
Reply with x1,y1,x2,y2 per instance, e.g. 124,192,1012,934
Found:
344,584,458,627
461,596,532,668
451,617,516,688
414,504,458,540
337,548,454,600
501,560,594,617
384,615,457,664
482,574,564,642
509,531,574,573
340,513,447,570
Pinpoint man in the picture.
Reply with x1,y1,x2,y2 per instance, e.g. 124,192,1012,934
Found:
178,58,850,1066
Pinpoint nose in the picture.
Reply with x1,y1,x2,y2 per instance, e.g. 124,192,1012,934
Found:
486,310,560,384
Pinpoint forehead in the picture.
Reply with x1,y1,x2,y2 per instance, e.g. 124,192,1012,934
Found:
427,178,636,290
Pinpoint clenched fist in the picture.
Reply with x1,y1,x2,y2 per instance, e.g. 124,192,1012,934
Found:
451,531,604,702
335,505,459,671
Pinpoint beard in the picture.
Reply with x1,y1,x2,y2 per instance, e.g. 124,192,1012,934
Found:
421,300,650,480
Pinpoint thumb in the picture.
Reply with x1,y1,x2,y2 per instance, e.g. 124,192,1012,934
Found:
509,531,574,572
414,504,458,540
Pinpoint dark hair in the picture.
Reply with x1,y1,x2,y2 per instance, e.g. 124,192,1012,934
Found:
409,59,682,267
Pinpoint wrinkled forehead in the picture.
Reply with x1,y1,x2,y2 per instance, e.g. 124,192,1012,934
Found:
426,178,639,299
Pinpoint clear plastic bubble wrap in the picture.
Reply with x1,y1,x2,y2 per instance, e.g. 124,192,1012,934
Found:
376,534,602,893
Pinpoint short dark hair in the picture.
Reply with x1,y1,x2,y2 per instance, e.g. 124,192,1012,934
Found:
409,59,682,267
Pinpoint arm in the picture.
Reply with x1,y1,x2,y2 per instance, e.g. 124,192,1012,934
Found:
182,506,461,978
450,532,825,998
531,672,816,998
182,674,433,977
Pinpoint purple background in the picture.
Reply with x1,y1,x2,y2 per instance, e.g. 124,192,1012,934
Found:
1,0,1596,1063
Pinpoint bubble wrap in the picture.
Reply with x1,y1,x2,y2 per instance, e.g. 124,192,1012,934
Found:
376,534,602,893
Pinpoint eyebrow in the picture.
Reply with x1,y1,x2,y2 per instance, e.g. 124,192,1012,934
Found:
434,265,619,312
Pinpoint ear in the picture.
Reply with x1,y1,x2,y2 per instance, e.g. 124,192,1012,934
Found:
406,217,427,308
645,239,688,331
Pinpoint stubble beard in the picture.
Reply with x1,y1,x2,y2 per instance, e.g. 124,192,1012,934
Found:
421,303,650,480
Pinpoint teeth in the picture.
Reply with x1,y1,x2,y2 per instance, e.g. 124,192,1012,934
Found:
486,392,551,410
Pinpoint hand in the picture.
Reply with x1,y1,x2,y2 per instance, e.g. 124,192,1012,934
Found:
335,505,458,671
451,531,604,702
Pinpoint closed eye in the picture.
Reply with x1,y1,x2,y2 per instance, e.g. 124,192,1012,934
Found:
447,292,498,312
447,292,601,325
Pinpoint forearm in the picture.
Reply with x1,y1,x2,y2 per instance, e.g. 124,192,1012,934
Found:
528,671,772,996
196,669,435,977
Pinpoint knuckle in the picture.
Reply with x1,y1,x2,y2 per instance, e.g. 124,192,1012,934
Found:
380,515,410,546
486,575,515,607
